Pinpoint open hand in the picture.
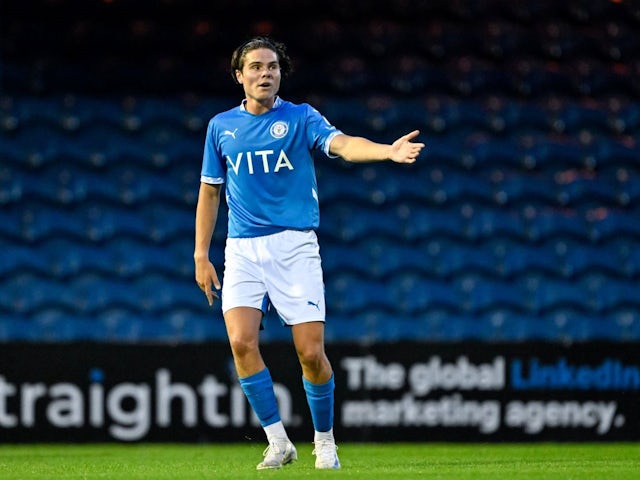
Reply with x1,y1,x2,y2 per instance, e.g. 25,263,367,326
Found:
390,130,425,164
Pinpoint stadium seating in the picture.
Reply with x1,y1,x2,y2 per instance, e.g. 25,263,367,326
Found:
1,0,639,343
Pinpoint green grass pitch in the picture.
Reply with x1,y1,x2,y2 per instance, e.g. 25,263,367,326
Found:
1,442,639,479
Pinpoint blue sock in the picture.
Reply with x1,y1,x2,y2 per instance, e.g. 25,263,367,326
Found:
238,368,281,427
302,374,335,432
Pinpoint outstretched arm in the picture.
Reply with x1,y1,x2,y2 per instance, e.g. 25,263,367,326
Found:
329,129,425,164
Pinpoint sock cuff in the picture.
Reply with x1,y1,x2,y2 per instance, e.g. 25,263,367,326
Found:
302,372,335,395
239,367,272,387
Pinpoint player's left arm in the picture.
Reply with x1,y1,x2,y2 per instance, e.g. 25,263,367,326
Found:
329,130,425,164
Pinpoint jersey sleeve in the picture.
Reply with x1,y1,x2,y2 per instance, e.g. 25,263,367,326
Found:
304,104,343,158
200,117,226,184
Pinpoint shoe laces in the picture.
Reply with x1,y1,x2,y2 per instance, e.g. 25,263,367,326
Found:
312,439,338,458
263,439,286,460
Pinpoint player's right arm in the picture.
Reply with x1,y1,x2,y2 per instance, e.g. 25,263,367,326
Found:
194,182,222,305
329,130,424,164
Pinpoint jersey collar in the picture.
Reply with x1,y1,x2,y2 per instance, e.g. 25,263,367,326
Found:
240,96,282,111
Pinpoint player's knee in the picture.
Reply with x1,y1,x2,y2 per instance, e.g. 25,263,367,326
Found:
229,335,260,358
297,348,328,372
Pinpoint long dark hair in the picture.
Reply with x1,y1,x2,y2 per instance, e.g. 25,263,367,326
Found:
230,36,294,84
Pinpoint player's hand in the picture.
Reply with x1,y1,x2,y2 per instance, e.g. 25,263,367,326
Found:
195,259,221,306
390,130,425,164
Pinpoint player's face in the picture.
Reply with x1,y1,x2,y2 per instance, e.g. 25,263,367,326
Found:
237,48,281,105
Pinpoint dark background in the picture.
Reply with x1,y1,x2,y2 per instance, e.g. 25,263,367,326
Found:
1,0,639,345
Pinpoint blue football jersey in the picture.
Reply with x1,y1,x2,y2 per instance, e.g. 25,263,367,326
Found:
201,97,342,238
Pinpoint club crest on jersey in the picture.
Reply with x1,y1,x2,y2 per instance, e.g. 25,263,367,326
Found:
270,121,289,139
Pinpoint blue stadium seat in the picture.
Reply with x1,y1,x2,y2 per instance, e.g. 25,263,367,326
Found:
460,135,528,171
324,313,379,344
0,208,24,241
0,137,25,170
321,98,372,131
346,237,434,278
393,97,431,130
320,243,372,277
591,137,639,170
1,241,42,276
43,238,116,278
552,102,610,134
527,276,591,315
588,208,640,242
525,207,589,242
76,204,149,242
148,136,204,171
433,241,498,278
616,175,640,207
611,309,640,341
415,136,461,169
166,162,202,207
403,206,466,241
619,241,640,277
33,164,92,205
429,314,488,341
589,276,639,314
465,206,528,242
514,102,552,134
168,235,224,279
358,94,406,134
561,242,623,278
486,313,555,342
85,125,155,166
32,309,105,341
122,98,191,132
390,273,460,316
95,310,177,342
525,136,588,171
19,203,86,242
62,169,122,205
542,310,602,342
164,310,227,342
9,124,69,170
134,274,206,313
459,101,500,132
319,203,407,242
109,237,181,278
0,315,38,341
0,274,69,314
612,102,640,135
0,165,24,205
406,310,459,341
426,99,472,133
380,241,436,278
357,163,428,204
105,164,157,205
326,273,394,316
317,171,369,205
458,276,528,315
366,314,433,342
429,168,495,206
141,203,194,242
494,172,559,207
495,240,566,278
95,308,140,341
555,171,622,208
63,274,141,315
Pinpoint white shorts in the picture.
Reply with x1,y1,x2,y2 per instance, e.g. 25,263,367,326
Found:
221,229,326,326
